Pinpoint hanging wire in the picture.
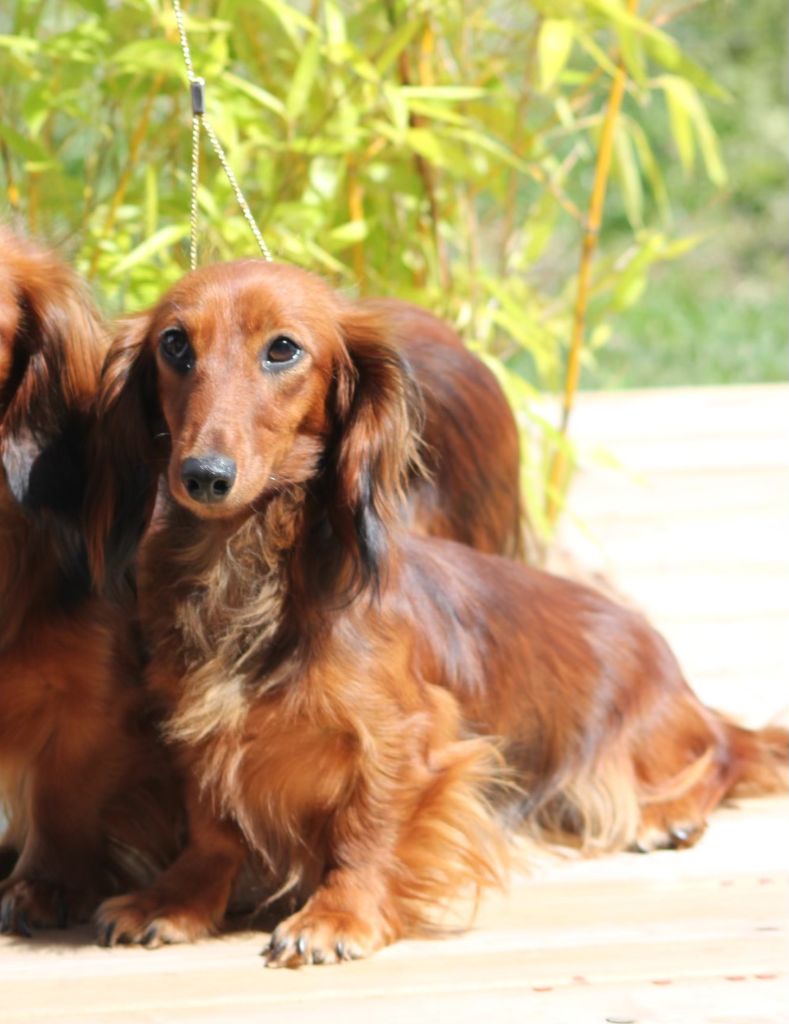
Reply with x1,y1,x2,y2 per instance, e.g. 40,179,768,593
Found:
171,0,273,268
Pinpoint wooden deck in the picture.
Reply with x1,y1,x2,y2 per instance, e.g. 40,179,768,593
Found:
2,384,786,1024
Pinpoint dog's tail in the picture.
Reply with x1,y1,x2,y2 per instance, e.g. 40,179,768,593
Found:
721,719,788,798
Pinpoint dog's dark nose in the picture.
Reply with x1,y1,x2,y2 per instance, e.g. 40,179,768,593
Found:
181,454,237,504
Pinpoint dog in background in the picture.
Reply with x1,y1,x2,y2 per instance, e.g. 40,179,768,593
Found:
360,298,524,559
0,229,181,934
87,260,787,965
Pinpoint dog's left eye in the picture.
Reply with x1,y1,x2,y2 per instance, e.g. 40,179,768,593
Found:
263,335,302,369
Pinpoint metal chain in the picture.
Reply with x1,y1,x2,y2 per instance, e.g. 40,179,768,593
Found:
171,0,272,267
189,112,201,271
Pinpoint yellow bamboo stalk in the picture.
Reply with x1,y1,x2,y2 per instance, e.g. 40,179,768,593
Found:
418,21,435,87
396,23,451,292
87,73,165,279
346,156,366,291
545,0,637,526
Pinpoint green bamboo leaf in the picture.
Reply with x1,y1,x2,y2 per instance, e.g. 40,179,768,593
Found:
324,1,347,47
0,35,40,53
523,192,560,263
616,22,647,86
657,234,704,260
110,39,185,81
108,224,189,278
222,72,286,117
589,322,612,350
285,34,321,123
0,123,49,162
582,0,728,98
659,75,726,184
250,0,319,43
625,117,670,216
144,164,158,239
661,76,695,175
538,19,574,92
383,82,410,136
613,120,643,228
575,31,619,79
641,28,728,100
407,99,470,127
445,127,527,172
326,220,368,247
374,18,424,75
399,86,487,101
670,79,727,186
405,128,475,176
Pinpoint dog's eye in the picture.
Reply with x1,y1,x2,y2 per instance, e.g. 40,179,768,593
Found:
263,335,302,370
159,327,194,371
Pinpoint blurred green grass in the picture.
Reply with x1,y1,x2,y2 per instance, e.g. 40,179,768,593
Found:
584,0,787,389
588,264,786,387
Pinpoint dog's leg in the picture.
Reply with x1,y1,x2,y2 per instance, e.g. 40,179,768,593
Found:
264,731,507,968
0,721,123,933
95,780,246,948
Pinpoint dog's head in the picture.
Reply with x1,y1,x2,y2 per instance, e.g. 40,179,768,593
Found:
0,229,107,517
90,260,422,598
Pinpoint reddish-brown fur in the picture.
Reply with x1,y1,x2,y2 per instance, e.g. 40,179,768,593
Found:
360,299,524,558
0,229,181,934
90,260,787,965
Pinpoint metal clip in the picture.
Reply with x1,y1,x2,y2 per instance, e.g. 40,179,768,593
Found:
190,78,206,116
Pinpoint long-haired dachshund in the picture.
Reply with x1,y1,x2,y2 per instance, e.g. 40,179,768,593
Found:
90,260,787,964
0,229,180,934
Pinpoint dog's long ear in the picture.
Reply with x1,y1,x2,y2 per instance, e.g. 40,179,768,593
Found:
320,306,423,599
0,234,106,516
86,314,163,589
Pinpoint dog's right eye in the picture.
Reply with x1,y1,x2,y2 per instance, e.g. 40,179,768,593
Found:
159,327,194,372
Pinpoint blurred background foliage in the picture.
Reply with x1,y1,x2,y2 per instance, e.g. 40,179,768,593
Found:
0,0,780,537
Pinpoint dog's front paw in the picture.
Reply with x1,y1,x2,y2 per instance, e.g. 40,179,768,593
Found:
263,902,392,968
95,891,215,949
0,877,95,935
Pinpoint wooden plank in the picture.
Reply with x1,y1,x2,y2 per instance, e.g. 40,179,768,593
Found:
0,800,786,1023
1,384,787,1023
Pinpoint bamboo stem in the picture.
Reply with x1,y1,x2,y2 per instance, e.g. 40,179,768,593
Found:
1,141,20,211
347,156,366,291
87,73,165,279
545,0,638,526
395,23,451,293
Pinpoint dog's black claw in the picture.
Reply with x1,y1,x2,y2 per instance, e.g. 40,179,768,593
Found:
270,932,288,957
335,940,346,961
16,912,32,938
311,948,325,964
0,901,10,934
142,926,158,947
99,921,116,947
295,935,307,957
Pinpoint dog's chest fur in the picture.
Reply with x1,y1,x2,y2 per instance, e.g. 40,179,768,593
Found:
140,497,362,852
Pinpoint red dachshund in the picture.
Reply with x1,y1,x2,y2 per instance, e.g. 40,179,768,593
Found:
0,229,180,934
90,260,786,964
